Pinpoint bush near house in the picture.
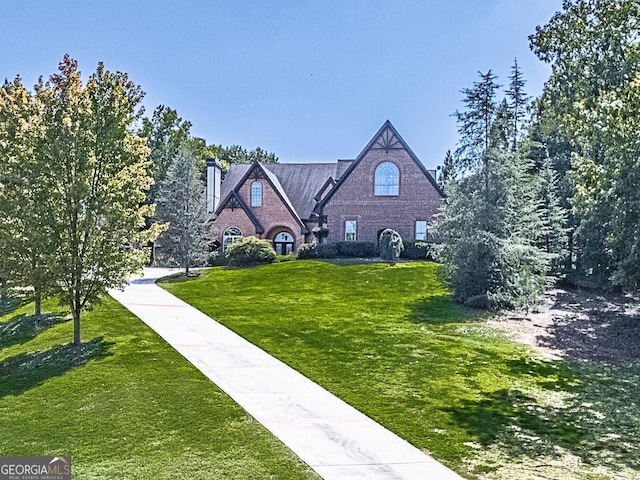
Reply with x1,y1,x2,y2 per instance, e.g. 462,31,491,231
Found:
401,241,444,262
225,236,277,267
335,241,376,258
296,243,338,260
297,242,375,260
401,240,430,259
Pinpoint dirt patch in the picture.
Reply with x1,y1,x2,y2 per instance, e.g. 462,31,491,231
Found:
488,288,640,366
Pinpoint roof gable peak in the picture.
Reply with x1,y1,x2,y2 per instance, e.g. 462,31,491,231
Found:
318,120,444,206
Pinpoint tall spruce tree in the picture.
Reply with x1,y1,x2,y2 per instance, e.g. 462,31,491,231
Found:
437,150,456,190
454,70,501,174
155,147,209,275
505,58,531,150
537,158,569,276
437,69,553,310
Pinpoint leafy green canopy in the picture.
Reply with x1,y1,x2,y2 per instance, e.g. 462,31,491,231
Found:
0,55,159,344
530,0,640,289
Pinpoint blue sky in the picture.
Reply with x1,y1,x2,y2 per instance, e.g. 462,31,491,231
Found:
1,1,562,169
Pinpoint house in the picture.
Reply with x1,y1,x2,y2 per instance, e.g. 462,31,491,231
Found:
206,120,444,254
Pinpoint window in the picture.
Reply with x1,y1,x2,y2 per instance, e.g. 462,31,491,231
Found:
374,162,399,196
273,231,295,255
223,227,243,252
250,181,262,207
345,220,357,241
415,221,427,241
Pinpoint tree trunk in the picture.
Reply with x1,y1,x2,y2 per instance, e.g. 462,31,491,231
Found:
34,288,42,317
0,277,7,304
149,240,156,266
72,308,81,345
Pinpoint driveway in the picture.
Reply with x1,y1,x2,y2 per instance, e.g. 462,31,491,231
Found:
109,267,464,480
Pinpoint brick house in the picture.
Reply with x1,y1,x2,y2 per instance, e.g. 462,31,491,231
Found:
206,120,444,254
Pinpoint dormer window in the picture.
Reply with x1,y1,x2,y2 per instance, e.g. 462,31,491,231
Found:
250,181,262,207
374,162,399,196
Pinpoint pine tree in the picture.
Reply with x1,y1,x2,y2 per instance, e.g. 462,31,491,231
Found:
505,58,531,150
537,159,569,275
155,147,209,275
437,68,553,310
454,70,501,174
437,150,456,190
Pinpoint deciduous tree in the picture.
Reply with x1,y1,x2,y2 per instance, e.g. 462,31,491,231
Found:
1,57,159,341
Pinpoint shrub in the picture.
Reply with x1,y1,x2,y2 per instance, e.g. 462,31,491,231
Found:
401,240,429,259
401,241,444,262
225,236,277,267
379,229,404,261
317,243,337,258
297,243,318,259
335,241,376,258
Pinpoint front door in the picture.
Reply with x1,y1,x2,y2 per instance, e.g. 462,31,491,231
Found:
273,231,294,255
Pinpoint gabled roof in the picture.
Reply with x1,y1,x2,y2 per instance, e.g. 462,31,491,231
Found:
216,190,264,234
265,163,340,219
216,161,310,233
318,120,444,208
214,121,441,227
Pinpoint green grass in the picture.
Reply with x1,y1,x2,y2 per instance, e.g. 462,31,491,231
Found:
161,260,640,479
0,296,318,479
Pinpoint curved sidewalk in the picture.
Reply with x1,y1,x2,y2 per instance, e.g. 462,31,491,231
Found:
109,268,464,480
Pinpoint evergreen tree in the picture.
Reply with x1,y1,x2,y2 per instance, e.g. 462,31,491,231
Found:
505,58,531,150
437,150,456,190
537,158,569,275
453,70,501,174
155,147,209,275
437,68,553,310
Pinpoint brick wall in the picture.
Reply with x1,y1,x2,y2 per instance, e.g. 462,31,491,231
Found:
323,147,443,244
212,175,305,250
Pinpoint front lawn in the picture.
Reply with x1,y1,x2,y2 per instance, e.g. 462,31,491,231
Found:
0,296,318,479
161,260,640,480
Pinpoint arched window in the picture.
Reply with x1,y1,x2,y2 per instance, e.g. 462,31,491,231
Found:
374,162,399,196
223,227,243,252
273,231,295,255
250,181,262,207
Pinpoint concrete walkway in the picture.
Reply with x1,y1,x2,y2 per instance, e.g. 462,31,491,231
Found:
109,268,464,480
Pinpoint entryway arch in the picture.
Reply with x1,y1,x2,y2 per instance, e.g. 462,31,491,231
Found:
273,231,295,255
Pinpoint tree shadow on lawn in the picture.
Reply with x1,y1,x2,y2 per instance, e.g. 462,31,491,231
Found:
0,337,114,398
446,356,640,472
0,298,27,318
537,289,640,367
0,313,71,350
408,295,482,325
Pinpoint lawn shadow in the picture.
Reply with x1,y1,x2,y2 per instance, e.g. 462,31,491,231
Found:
0,298,26,318
408,295,481,325
445,356,640,472
0,313,71,350
536,289,640,366
0,337,114,398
